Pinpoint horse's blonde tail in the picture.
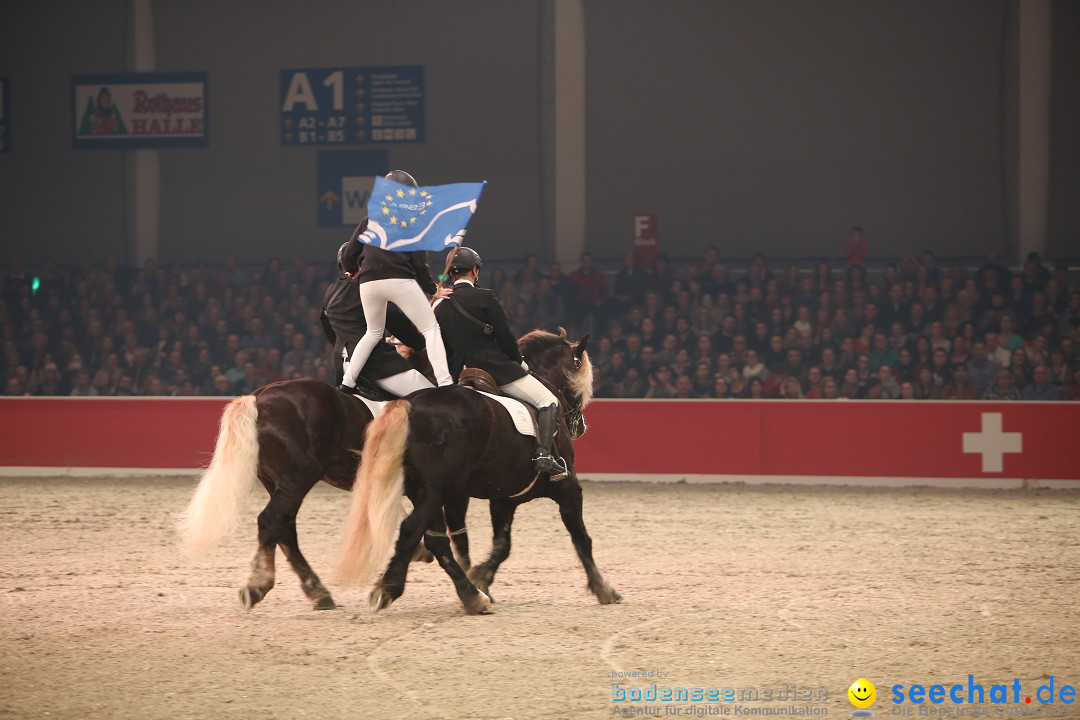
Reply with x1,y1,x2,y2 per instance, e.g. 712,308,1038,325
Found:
336,399,411,587
178,395,260,554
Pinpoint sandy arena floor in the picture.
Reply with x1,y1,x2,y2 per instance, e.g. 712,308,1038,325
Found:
1,477,1078,720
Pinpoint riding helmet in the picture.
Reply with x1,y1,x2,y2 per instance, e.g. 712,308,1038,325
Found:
450,247,483,274
385,169,418,187
337,239,362,274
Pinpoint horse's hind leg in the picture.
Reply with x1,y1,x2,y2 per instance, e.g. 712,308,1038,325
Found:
240,540,276,611
277,515,336,610
467,498,519,601
551,477,622,605
243,481,334,611
369,497,441,612
443,494,471,571
423,521,491,615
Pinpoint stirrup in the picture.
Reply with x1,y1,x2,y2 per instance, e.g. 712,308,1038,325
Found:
533,451,568,481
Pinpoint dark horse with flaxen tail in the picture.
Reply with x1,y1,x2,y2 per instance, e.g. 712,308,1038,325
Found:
176,378,473,611
336,329,621,614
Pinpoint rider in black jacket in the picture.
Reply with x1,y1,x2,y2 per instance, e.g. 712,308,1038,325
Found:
434,247,567,479
321,240,435,397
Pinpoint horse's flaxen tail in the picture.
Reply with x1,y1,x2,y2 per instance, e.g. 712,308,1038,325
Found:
336,399,411,588
177,395,260,554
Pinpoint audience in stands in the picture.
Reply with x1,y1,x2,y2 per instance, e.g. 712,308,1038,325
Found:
0,244,1076,402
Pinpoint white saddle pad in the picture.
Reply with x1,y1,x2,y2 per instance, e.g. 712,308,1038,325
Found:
349,388,536,438
356,395,389,417
473,390,538,438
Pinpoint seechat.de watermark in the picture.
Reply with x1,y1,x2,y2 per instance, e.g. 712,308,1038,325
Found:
888,676,1075,716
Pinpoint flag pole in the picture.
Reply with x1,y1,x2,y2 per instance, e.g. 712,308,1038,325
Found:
433,245,463,306
439,246,462,289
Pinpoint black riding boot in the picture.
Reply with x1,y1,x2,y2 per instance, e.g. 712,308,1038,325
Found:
533,405,568,480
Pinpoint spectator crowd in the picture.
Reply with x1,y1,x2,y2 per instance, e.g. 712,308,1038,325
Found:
2,234,1078,402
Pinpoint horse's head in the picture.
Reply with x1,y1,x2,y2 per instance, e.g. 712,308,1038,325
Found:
519,328,592,439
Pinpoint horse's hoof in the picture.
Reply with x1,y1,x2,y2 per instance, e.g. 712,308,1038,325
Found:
239,587,258,610
471,580,493,601
464,590,493,615
313,595,337,611
597,587,623,605
368,587,394,613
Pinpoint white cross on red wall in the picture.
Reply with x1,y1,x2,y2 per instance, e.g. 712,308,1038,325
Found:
962,412,1023,473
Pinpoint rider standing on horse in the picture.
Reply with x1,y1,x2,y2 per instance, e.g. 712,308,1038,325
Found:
322,239,435,397
338,170,455,395
434,247,568,480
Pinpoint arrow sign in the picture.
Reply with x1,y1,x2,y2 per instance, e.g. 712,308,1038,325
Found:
316,150,388,227
320,191,340,211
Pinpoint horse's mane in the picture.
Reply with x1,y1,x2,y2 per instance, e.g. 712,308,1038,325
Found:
518,328,593,407
518,328,575,370
518,327,567,355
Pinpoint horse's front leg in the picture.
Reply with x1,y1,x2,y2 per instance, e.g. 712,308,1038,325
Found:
550,477,621,605
467,498,519,601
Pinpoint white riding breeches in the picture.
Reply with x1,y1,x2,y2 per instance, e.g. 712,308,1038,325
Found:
341,278,453,388
499,373,558,411
375,369,434,397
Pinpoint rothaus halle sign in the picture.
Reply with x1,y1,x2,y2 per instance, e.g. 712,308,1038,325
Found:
72,72,209,149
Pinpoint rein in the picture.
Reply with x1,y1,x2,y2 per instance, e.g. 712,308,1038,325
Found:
564,402,584,439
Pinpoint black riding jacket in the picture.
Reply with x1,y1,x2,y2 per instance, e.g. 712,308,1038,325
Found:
433,281,526,386
320,274,426,383
355,244,439,296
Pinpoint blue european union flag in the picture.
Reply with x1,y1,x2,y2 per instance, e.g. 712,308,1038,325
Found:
358,176,487,252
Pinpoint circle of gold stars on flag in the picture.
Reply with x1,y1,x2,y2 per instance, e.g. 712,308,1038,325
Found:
379,187,434,228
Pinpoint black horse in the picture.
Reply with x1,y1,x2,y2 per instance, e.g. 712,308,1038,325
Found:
336,329,621,614
178,378,473,611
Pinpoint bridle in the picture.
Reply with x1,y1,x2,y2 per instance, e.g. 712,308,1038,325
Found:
563,353,588,440
523,339,590,440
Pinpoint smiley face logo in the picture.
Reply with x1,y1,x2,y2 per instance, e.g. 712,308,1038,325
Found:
848,678,876,709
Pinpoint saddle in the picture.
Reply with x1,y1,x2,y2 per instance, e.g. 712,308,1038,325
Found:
457,368,501,395
457,368,554,444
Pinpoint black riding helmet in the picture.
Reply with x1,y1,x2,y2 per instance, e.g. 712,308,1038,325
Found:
385,169,418,187
337,241,362,274
449,247,483,274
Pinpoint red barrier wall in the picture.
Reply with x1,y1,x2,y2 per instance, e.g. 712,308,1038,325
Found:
573,400,1080,480
0,398,226,468
1,397,1078,480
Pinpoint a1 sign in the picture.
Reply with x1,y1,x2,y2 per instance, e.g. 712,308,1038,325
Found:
633,213,658,269
280,66,424,146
